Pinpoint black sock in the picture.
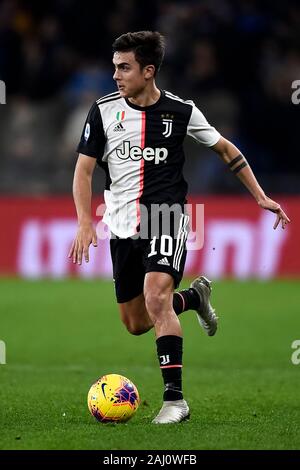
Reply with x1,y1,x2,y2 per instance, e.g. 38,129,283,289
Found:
173,289,200,315
156,335,183,401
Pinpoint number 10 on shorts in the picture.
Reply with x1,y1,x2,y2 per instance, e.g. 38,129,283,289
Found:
148,235,173,257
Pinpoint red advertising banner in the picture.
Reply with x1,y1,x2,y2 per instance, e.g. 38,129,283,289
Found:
0,196,298,278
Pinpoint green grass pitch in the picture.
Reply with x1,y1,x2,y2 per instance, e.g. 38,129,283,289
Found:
0,278,299,450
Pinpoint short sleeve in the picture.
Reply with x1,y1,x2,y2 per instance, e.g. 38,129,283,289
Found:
76,102,106,158
187,105,221,147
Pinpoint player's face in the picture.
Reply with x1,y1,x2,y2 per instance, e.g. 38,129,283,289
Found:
113,51,154,98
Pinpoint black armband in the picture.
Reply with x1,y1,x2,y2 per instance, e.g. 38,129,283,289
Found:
227,154,243,168
232,161,248,174
227,154,248,174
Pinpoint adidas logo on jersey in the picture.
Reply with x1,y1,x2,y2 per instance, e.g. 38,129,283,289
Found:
116,141,168,164
113,122,125,132
157,257,170,266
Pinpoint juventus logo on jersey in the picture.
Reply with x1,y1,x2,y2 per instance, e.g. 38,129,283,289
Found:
161,114,174,138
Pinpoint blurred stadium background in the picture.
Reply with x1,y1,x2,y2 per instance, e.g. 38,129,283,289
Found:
1,0,300,451
0,0,300,278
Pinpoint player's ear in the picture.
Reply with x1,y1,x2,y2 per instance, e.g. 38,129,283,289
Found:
144,65,155,79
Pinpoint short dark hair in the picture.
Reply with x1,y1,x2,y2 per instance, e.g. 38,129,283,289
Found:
112,31,165,76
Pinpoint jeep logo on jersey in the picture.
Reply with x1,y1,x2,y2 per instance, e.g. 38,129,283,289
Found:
161,114,174,138
116,141,168,164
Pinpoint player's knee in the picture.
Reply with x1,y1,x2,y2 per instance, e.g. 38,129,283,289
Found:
129,325,148,336
121,316,148,336
144,290,169,318
127,322,149,336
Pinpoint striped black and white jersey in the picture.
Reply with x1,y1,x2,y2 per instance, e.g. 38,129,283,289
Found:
77,90,220,238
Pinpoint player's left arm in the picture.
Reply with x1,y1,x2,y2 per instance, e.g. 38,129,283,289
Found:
211,136,291,229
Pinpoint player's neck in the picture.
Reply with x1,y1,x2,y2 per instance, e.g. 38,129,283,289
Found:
128,83,161,108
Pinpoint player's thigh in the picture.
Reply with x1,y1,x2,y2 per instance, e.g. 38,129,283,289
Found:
144,271,174,298
110,237,152,332
144,271,175,313
143,210,190,291
118,293,150,326
110,237,145,303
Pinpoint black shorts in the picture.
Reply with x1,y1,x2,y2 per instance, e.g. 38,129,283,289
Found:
110,210,189,303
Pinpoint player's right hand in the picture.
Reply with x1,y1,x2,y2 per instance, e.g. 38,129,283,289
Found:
68,223,98,264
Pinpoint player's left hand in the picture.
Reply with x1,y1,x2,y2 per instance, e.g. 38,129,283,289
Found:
258,196,291,229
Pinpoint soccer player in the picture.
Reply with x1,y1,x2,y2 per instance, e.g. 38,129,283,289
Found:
69,31,290,424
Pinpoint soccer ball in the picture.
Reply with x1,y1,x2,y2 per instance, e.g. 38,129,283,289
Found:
87,374,140,423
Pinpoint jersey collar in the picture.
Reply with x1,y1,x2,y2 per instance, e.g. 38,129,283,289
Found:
125,89,165,111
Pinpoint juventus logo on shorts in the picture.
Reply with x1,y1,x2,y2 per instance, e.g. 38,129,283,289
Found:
161,114,174,138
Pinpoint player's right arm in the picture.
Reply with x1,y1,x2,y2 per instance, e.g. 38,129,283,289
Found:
68,154,98,264
69,101,106,264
